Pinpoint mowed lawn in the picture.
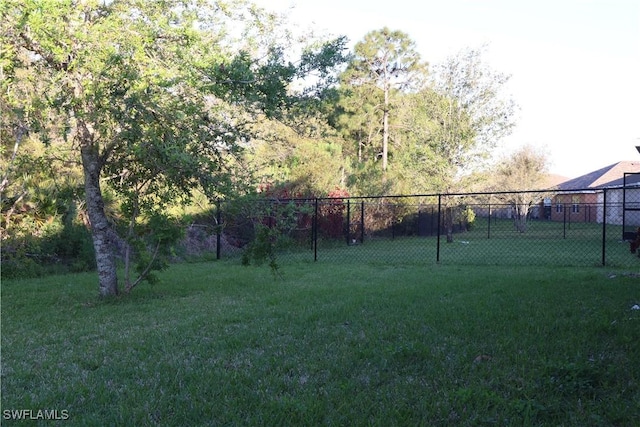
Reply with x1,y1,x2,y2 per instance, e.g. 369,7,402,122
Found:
306,219,637,269
1,257,639,426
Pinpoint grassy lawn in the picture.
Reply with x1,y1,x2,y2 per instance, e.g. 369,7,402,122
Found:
2,257,639,426
309,219,637,268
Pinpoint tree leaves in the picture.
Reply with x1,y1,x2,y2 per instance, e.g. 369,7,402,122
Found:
2,0,349,295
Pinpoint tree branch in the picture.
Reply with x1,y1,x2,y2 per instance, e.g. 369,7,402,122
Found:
125,240,161,293
19,32,68,71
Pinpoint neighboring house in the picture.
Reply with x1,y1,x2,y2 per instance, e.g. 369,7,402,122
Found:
549,161,640,226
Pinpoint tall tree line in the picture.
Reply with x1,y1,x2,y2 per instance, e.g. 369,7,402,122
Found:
252,29,517,198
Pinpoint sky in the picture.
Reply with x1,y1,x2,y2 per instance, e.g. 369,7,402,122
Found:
254,0,640,178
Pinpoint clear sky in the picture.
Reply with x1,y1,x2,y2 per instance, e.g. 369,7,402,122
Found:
256,0,640,178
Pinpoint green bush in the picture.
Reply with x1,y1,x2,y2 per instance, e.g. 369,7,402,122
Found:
458,206,476,231
0,253,44,279
1,207,95,279
42,219,96,271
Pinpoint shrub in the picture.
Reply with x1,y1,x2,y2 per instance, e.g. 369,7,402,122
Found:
0,203,95,279
1,251,44,279
317,187,349,239
459,206,476,231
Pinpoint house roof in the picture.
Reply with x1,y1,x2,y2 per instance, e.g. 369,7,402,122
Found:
556,161,640,190
544,174,569,188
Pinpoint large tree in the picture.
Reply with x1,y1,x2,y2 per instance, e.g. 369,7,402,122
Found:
494,145,550,232
338,28,427,179
1,0,346,296
428,46,517,184
427,46,517,241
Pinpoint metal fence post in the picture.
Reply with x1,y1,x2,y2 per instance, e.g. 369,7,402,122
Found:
602,189,607,266
360,201,365,244
622,175,627,239
314,198,318,262
487,201,491,239
216,203,221,260
437,194,442,263
346,199,351,245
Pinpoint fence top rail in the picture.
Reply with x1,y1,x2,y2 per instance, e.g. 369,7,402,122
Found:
315,186,626,202
217,186,630,205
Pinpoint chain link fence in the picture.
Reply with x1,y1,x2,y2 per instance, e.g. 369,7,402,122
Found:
213,186,640,269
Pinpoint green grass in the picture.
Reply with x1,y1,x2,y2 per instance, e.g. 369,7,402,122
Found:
305,218,638,268
2,257,640,426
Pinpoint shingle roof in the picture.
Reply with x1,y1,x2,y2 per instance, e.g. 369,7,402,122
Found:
544,174,569,188
556,161,640,190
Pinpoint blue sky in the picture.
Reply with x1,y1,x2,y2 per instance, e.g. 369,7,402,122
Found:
257,0,640,177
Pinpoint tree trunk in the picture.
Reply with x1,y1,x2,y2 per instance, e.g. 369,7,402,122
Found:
382,83,389,172
80,141,119,297
445,206,454,243
514,203,529,233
